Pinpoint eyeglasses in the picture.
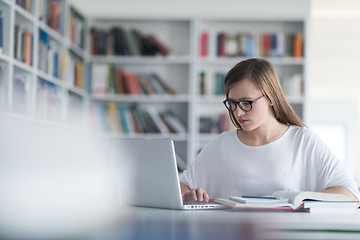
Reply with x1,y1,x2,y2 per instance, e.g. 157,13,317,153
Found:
223,95,264,112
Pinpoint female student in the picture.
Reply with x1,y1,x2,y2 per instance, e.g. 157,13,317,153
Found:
180,58,360,202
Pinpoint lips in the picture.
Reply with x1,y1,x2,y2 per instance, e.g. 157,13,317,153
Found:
238,119,249,124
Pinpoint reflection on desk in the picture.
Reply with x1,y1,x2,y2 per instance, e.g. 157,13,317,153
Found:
88,206,360,240
1,205,360,240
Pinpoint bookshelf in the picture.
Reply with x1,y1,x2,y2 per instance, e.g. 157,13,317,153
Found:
85,17,307,164
0,0,88,126
0,1,307,166
85,17,194,163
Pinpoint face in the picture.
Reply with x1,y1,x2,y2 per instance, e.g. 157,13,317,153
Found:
227,78,273,132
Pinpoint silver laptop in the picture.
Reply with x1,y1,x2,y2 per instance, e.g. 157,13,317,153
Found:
111,138,225,210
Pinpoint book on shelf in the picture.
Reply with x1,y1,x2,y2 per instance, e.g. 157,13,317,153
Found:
149,73,176,95
160,110,187,134
123,28,141,56
112,27,128,56
199,72,205,95
206,31,303,58
91,64,108,94
74,56,84,89
146,105,170,134
90,64,176,95
216,32,226,57
118,104,132,133
91,27,171,56
225,34,237,57
39,0,65,34
293,32,303,58
136,74,156,95
88,103,186,134
38,29,64,79
215,191,359,212
147,34,170,56
124,72,142,94
198,71,225,96
199,112,230,134
107,102,122,133
199,32,208,57
70,8,85,48
16,0,33,13
14,24,33,65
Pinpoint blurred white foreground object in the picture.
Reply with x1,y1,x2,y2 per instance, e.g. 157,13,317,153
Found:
0,113,126,240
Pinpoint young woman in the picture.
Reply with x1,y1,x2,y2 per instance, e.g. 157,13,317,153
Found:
180,58,359,202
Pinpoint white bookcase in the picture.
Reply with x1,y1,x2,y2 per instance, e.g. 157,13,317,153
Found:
0,1,307,167
85,17,195,164
0,0,88,126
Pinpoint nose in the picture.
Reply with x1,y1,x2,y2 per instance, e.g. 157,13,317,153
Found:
234,107,246,116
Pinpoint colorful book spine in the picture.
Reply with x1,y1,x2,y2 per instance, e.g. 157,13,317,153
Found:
70,8,85,48
88,103,187,134
91,27,171,56
38,0,64,34
90,64,176,95
294,32,303,58
200,31,208,57
14,25,33,65
213,31,303,58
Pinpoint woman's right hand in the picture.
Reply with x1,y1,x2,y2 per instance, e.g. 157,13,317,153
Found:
182,187,210,203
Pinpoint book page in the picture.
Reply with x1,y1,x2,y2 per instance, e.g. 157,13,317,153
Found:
272,191,303,208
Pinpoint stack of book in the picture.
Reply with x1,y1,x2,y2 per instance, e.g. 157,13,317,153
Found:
215,191,359,213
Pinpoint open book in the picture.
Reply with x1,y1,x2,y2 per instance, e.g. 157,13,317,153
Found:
215,191,359,211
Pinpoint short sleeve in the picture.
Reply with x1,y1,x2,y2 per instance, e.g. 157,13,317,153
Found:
302,128,360,201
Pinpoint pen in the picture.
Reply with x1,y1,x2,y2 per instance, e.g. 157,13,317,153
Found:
242,196,277,200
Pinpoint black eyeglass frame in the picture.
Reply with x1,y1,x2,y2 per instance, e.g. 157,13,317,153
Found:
223,95,264,112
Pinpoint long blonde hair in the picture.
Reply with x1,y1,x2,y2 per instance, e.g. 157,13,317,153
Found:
224,58,306,129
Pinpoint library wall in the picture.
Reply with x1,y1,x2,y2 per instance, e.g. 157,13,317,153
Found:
308,0,360,183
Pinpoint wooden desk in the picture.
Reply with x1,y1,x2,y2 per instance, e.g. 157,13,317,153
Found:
89,206,360,240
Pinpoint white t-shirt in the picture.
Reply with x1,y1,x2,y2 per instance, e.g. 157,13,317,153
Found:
179,125,360,200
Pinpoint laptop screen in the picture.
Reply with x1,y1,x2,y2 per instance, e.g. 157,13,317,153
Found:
111,138,184,209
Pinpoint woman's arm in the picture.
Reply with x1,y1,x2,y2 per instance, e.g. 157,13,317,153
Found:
318,186,358,201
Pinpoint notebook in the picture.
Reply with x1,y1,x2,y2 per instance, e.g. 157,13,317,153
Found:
110,138,226,210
